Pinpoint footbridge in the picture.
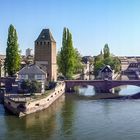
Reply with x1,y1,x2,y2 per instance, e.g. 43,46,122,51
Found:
65,80,140,93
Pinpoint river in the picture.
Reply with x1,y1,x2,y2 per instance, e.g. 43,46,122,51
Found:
1,75,140,140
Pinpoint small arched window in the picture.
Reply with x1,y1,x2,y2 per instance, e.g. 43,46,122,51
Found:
48,42,50,46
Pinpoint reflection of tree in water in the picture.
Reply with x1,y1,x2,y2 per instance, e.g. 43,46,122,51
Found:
4,95,65,140
61,94,75,137
100,100,112,116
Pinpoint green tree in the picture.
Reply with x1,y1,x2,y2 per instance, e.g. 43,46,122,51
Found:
103,44,110,59
20,80,41,93
29,80,41,93
94,60,105,76
5,24,21,76
58,28,79,79
73,48,83,74
94,44,121,77
20,80,30,92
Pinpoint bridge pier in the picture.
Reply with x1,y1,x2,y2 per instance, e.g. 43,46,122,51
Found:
94,86,111,93
65,87,76,92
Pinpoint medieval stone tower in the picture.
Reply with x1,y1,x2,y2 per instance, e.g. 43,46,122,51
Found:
34,29,57,81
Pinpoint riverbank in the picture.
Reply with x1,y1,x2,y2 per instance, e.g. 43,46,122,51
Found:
4,81,65,117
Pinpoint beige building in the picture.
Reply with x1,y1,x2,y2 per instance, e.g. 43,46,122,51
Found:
0,55,6,77
34,29,57,81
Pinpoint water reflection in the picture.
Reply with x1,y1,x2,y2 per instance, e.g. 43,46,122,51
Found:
61,94,75,137
1,85,140,139
78,85,95,96
3,95,65,140
114,85,140,96
74,84,140,99
78,74,140,98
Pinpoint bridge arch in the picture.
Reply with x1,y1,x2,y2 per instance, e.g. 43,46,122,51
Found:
65,80,140,93
107,81,140,91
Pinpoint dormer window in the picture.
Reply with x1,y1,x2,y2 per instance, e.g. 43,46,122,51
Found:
42,35,45,39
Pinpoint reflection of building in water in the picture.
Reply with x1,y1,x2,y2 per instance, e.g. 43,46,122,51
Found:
4,95,65,140
24,95,65,128
61,94,75,136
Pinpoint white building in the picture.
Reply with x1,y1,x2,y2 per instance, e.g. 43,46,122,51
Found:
82,61,90,74
18,64,47,93
26,48,33,57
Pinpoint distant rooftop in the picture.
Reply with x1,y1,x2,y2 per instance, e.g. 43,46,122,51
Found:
101,65,113,72
0,55,6,59
35,29,55,42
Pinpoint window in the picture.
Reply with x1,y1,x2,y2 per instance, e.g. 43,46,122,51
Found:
42,75,45,80
36,42,38,45
35,103,39,106
35,75,42,80
19,75,28,80
44,42,46,45
40,42,42,45
48,42,50,46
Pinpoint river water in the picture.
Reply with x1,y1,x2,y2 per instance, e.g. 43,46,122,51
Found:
1,75,140,140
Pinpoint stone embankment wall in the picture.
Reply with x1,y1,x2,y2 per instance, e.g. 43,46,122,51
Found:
4,82,65,117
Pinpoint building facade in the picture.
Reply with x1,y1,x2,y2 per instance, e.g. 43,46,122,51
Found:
100,65,113,80
0,55,6,77
18,64,47,93
127,62,140,72
34,29,57,81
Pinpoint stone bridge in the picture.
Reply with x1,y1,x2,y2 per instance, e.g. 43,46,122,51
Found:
65,80,140,93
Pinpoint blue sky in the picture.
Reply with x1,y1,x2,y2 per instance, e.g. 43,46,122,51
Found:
0,0,140,56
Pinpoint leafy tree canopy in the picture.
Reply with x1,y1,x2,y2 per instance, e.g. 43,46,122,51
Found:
57,27,82,79
94,44,121,77
5,24,21,76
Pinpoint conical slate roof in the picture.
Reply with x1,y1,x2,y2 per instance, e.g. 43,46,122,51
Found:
35,29,55,42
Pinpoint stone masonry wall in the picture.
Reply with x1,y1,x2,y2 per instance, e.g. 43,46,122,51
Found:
4,82,65,117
